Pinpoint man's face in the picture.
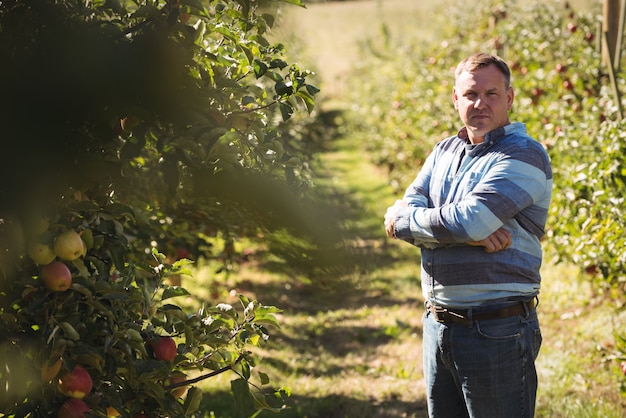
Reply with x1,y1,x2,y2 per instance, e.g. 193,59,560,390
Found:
452,64,514,144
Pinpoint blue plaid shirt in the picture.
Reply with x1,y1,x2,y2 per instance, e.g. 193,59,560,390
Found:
393,122,552,307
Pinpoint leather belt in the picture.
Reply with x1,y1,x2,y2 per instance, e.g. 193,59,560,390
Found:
427,299,537,325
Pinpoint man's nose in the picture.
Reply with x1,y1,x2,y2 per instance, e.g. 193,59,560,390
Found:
474,97,485,108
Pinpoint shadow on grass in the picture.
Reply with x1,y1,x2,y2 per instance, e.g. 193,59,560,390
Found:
194,107,427,417
238,109,413,288
233,271,423,314
198,390,429,418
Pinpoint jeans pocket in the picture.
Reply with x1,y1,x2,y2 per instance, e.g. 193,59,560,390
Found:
475,319,522,341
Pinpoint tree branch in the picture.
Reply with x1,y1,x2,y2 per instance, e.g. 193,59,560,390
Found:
163,354,245,390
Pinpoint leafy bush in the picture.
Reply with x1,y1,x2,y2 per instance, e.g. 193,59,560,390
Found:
0,0,321,416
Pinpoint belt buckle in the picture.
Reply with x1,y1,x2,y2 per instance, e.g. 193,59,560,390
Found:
432,304,469,324
433,305,448,323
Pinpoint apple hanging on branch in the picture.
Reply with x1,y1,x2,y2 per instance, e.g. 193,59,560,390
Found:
58,398,90,418
53,229,86,261
150,336,177,362
57,365,93,399
40,261,72,292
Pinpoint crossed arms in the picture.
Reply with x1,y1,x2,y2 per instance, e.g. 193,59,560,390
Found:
384,199,512,253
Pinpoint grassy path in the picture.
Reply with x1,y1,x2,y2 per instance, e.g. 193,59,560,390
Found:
195,123,625,418
194,117,625,418
196,133,431,417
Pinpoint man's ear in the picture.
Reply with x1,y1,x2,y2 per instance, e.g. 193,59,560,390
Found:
507,87,514,110
452,88,459,109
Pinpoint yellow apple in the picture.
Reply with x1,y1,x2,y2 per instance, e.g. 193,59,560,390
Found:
54,230,84,261
27,241,56,265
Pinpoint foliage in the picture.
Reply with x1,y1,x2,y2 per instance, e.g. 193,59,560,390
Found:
0,0,321,416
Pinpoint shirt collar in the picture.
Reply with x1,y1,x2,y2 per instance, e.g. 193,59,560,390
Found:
457,124,509,145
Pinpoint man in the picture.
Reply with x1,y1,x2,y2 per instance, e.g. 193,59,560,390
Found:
384,52,552,417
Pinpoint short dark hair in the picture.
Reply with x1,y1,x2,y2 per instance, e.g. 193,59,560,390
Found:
455,53,511,89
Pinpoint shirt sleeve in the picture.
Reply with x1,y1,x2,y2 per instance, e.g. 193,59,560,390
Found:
393,144,550,246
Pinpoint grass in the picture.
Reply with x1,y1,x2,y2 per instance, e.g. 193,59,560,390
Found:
186,135,626,418
178,1,626,417
187,135,430,417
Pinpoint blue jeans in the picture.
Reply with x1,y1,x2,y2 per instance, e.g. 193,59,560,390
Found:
423,304,542,418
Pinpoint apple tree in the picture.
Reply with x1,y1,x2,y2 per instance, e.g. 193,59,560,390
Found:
0,0,319,416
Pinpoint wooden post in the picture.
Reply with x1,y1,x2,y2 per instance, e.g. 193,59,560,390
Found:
603,0,624,119
603,0,621,68
614,0,626,70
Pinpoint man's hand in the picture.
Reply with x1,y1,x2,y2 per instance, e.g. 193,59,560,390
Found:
467,227,512,253
384,200,407,238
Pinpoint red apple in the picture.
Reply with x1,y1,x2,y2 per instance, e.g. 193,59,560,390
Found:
151,336,177,362
58,398,90,418
57,365,93,399
555,63,567,73
40,261,72,292
620,361,626,375
567,22,577,32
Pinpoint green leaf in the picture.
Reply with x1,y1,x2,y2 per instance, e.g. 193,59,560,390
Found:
162,286,191,300
251,306,282,328
295,90,316,114
231,378,254,417
276,0,306,8
59,322,81,341
238,45,254,65
259,371,270,385
253,60,268,78
306,84,321,96
240,357,251,380
275,81,293,97
184,324,194,346
260,13,275,28
279,102,293,121
183,386,203,416
264,70,283,82
269,59,288,69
